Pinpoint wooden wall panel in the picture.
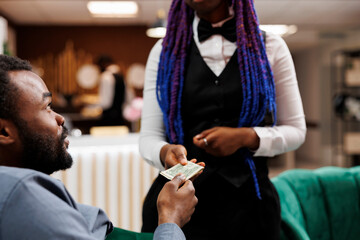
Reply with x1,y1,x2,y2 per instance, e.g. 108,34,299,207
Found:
15,25,158,95
16,25,158,65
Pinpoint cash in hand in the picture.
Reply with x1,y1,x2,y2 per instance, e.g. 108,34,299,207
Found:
160,161,204,180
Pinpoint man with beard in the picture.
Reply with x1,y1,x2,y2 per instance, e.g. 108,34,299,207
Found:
0,55,198,240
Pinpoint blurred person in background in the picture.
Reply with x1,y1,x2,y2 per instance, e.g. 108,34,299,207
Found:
123,63,146,132
94,55,126,126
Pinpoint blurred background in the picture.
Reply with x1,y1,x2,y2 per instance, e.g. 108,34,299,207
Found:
1,0,360,231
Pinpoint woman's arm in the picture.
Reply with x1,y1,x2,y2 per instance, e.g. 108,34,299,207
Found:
139,40,170,170
253,32,306,157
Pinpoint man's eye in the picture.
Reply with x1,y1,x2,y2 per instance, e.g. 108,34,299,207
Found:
47,102,53,110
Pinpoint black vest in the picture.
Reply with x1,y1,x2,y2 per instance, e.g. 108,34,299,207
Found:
181,40,268,187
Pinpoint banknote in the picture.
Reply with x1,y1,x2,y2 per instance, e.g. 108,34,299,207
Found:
160,161,204,180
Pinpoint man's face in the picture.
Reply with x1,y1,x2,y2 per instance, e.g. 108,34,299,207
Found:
9,70,72,174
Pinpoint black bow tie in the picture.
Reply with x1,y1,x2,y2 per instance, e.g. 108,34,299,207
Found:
197,17,236,42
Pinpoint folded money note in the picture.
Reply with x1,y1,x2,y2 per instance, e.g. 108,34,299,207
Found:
160,161,204,180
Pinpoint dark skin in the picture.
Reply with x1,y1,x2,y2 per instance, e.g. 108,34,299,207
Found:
160,0,260,168
0,71,66,168
0,118,22,167
193,127,260,157
158,173,198,227
185,0,230,23
0,70,198,228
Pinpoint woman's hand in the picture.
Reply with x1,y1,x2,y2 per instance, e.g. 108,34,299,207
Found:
160,144,188,169
193,127,260,157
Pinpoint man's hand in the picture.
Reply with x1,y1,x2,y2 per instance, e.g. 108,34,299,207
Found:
193,127,260,157
160,144,188,169
157,174,198,228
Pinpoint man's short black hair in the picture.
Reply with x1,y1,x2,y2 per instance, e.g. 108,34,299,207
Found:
0,55,32,119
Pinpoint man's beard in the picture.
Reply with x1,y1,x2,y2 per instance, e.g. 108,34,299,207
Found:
16,120,73,175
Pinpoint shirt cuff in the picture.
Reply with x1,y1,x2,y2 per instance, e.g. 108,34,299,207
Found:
152,141,168,171
154,223,186,240
252,127,273,157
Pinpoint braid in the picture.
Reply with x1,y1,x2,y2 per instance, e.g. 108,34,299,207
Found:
234,0,277,127
233,0,277,200
157,0,193,144
157,0,276,144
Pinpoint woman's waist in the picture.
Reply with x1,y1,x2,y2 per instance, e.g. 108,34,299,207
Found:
185,144,269,175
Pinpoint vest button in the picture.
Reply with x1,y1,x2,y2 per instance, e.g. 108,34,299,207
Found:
215,80,219,86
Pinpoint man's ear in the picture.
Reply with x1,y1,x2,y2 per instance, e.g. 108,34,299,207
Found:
0,119,18,145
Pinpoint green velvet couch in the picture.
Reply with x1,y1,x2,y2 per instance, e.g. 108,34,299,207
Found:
107,166,360,240
272,166,360,240
106,227,153,240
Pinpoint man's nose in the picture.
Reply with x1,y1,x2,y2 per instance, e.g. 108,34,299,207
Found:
55,112,65,126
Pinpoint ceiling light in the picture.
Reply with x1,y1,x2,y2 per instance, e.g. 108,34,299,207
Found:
259,25,298,37
146,27,167,38
87,1,138,18
146,9,167,38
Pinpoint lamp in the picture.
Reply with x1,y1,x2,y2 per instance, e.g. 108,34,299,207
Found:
146,9,167,38
87,1,138,18
259,25,298,37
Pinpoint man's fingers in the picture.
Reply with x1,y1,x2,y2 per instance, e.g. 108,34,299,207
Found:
170,173,186,188
178,179,195,193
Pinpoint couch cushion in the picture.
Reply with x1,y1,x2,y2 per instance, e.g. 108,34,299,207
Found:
315,167,360,240
106,227,153,240
273,166,360,240
272,177,309,240
279,169,331,240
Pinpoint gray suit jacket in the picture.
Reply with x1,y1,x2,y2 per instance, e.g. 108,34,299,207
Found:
0,166,185,240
